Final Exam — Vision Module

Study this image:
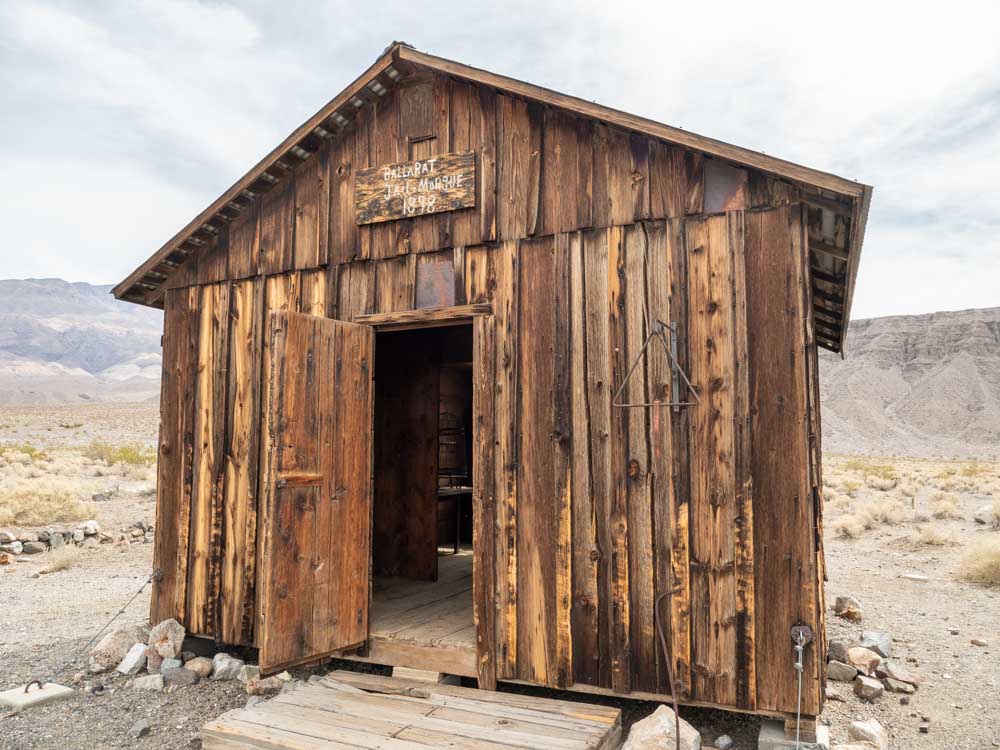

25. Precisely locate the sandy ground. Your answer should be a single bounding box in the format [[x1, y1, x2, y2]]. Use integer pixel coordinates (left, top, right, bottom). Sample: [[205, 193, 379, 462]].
[[1, 405, 999, 749]]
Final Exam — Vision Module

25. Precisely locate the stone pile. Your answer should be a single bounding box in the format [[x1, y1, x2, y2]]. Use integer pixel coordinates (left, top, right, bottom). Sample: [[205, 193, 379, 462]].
[[826, 626, 919, 702], [86, 618, 299, 708], [0, 520, 154, 557]]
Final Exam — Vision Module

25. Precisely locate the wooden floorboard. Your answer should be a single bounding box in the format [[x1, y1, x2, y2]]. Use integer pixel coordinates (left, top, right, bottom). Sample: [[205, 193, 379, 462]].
[[203, 671, 622, 750]]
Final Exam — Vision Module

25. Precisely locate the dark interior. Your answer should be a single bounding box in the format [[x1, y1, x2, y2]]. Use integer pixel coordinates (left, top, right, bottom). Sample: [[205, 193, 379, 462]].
[[372, 323, 473, 583]]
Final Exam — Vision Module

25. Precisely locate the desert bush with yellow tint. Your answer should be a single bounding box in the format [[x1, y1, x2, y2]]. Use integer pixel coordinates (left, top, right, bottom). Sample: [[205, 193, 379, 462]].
[[957, 537, 1000, 586], [0, 483, 89, 527]]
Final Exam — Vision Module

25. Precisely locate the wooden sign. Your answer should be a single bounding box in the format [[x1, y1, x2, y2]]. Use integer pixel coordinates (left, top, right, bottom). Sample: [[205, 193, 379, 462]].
[[355, 151, 476, 225]]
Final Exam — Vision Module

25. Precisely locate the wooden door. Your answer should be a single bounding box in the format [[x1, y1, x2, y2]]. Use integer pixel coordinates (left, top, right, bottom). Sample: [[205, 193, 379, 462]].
[[257, 311, 374, 672]]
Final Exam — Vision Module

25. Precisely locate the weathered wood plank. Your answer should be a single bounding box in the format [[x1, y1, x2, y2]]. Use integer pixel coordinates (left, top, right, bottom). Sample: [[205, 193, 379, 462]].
[[496, 97, 539, 241], [744, 205, 820, 715], [186, 282, 230, 637], [151, 287, 199, 625], [493, 240, 518, 679], [605, 225, 631, 693], [259, 180, 295, 276], [580, 227, 612, 689], [329, 130, 359, 265], [369, 88, 401, 259], [376, 255, 416, 313], [293, 145, 330, 270], [472, 315, 497, 689], [354, 303, 490, 329], [356, 151, 475, 227], [568, 230, 599, 687], [336, 261, 375, 320], [220, 277, 264, 644], [464, 245, 494, 304], [541, 110, 581, 235], [229, 203, 260, 280], [685, 214, 738, 706], [648, 141, 687, 219], [620, 223, 655, 692]]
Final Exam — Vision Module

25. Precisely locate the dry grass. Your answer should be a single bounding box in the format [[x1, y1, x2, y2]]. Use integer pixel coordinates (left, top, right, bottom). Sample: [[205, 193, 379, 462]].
[[957, 537, 1000, 586], [844, 458, 898, 480], [81, 441, 156, 467], [931, 491, 962, 519], [0, 485, 89, 527], [0, 442, 49, 462], [865, 475, 898, 491], [40, 545, 80, 574], [914, 524, 957, 546], [861, 497, 905, 525], [832, 515, 866, 539]]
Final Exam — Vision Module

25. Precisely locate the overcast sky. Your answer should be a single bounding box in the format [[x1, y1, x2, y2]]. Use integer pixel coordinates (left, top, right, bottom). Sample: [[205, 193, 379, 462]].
[[2, 0, 998, 320]]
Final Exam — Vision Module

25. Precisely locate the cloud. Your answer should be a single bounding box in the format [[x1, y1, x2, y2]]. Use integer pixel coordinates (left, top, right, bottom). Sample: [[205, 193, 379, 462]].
[[1, 0, 998, 320]]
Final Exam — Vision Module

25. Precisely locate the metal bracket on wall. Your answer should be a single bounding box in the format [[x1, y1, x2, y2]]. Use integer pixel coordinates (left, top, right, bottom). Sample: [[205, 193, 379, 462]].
[[612, 319, 700, 410]]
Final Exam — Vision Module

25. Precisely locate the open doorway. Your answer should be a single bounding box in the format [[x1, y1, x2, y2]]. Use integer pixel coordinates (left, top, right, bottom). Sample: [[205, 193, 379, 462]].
[[367, 323, 476, 670]]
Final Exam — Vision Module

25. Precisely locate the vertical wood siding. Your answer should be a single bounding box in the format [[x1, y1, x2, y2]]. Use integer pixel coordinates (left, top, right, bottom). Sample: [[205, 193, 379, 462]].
[[152, 68, 823, 716]]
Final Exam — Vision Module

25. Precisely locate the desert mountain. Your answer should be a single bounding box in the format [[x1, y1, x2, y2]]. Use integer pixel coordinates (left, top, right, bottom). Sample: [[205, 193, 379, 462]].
[[820, 306, 1000, 458], [0, 279, 162, 405]]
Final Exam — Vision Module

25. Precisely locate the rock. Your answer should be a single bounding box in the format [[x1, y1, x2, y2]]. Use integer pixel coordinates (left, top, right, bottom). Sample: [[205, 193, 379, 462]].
[[859, 630, 892, 658], [875, 660, 920, 687], [212, 653, 244, 681], [181, 651, 197, 663], [621, 705, 701, 750], [131, 674, 164, 692], [36, 529, 50, 542], [15, 530, 39, 542], [128, 719, 151, 739], [948, 627, 960, 636], [714, 735, 734, 750], [146, 651, 163, 673], [974, 505, 992, 524], [853, 674, 884, 701], [78, 520, 100, 536], [827, 660, 858, 682], [161, 657, 183, 672], [245, 696, 265, 709], [825, 685, 846, 702], [919, 723, 930, 734], [162, 667, 201, 687], [971, 638, 988, 647], [48, 531, 64, 549], [148, 618, 186, 660], [81, 537, 98, 549], [72, 530, 85, 543], [238, 665, 260, 684], [185, 656, 214, 678], [834, 594, 861, 614], [275, 671, 293, 682], [92, 493, 110, 502], [21, 541, 47, 554], [0, 530, 15, 544], [900, 696, 910, 705], [827, 639, 852, 664], [246, 676, 284, 696], [116, 643, 148, 676], [1, 542, 23, 555], [901, 573, 929, 582], [883, 677, 915, 694], [846, 647, 882, 675], [89, 624, 151, 673]]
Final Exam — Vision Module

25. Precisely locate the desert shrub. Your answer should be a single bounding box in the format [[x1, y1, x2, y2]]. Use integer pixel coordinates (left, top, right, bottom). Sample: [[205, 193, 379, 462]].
[[899, 483, 917, 498], [841, 479, 862, 497], [861, 497, 905, 526], [914, 524, 956, 546], [58, 421, 83, 429], [961, 461, 992, 478], [82, 441, 155, 467], [0, 443, 49, 462], [931, 492, 961, 519], [865, 474, 898, 491], [845, 459, 897, 480], [957, 538, 1000, 586], [41, 545, 80, 574], [828, 493, 853, 511], [832, 515, 866, 539], [0, 485, 89, 526]]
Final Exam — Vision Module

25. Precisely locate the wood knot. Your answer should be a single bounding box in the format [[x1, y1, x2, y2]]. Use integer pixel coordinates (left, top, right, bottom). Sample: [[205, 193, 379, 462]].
[[628, 459, 641, 479]]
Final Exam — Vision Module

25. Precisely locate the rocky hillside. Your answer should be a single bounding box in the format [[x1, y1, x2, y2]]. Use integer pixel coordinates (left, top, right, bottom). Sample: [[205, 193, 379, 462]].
[[820, 307, 1000, 458], [0, 279, 162, 404]]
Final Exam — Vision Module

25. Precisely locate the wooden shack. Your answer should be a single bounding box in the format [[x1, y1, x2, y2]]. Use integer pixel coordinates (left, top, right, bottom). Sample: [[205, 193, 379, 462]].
[[114, 43, 872, 727]]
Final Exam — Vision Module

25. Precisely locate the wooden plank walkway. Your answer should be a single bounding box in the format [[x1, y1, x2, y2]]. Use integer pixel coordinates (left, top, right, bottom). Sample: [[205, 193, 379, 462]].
[[202, 670, 622, 750]]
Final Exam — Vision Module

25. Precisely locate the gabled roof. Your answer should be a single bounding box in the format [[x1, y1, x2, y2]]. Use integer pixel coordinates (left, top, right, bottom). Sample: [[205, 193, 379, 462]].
[[114, 42, 871, 353]]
